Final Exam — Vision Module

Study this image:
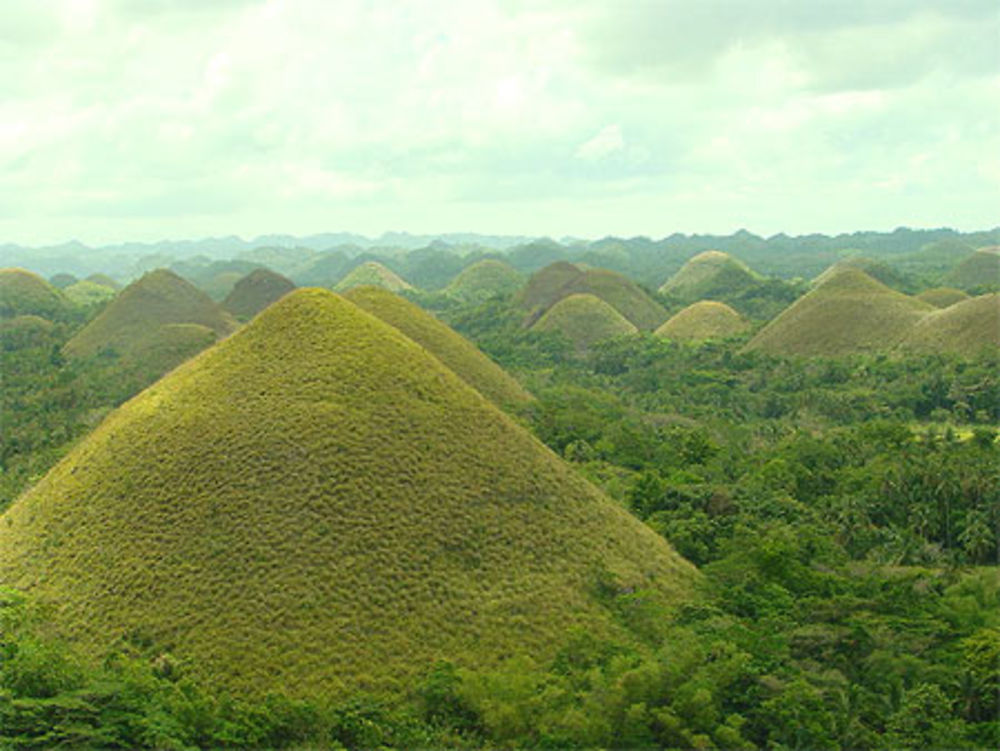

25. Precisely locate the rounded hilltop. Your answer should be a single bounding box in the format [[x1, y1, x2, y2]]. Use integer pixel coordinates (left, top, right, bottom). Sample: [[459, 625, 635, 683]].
[[942, 247, 1000, 291], [519, 262, 666, 330], [744, 266, 933, 357], [445, 258, 524, 303], [343, 284, 533, 408], [334, 261, 412, 292], [222, 267, 296, 321], [916, 287, 970, 309], [0, 288, 696, 700], [897, 293, 1000, 357], [531, 292, 638, 351], [62, 269, 237, 372], [655, 300, 749, 341], [0, 268, 71, 319], [659, 250, 759, 301]]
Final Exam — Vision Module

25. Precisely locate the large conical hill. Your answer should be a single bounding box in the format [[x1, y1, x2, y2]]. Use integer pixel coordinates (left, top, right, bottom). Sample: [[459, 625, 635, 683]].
[[942, 248, 1000, 291], [445, 259, 524, 303], [744, 267, 933, 357], [0, 288, 695, 699], [343, 285, 532, 408], [334, 261, 413, 292], [658, 250, 760, 300], [62, 269, 238, 364], [222, 268, 296, 320], [654, 301, 749, 341], [531, 293, 638, 351], [518, 263, 666, 330], [897, 294, 1000, 357], [0, 268, 71, 319]]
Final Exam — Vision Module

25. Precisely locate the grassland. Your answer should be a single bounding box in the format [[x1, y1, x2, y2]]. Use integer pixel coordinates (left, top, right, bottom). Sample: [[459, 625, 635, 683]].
[[658, 250, 760, 300], [0, 268, 71, 319], [518, 262, 666, 330], [445, 259, 524, 303], [531, 293, 638, 351], [62, 269, 237, 364], [0, 288, 695, 700], [222, 268, 296, 321], [334, 261, 413, 292], [916, 287, 971, 308], [812, 256, 910, 292], [654, 300, 749, 341], [897, 294, 1000, 357], [943, 247, 1000, 291], [63, 279, 117, 307], [343, 285, 533, 408], [744, 267, 934, 357]]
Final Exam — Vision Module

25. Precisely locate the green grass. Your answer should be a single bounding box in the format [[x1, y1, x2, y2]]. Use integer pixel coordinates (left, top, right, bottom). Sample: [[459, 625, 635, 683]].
[[0, 268, 71, 320], [897, 293, 1000, 357], [942, 248, 1000, 291], [531, 293, 638, 351], [335, 261, 413, 292], [445, 259, 524, 303], [658, 250, 760, 301], [654, 300, 749, 341], [916, 287, 970, 308], [63, 269, 237, 367], [518, 263, 666, 330], [744, 267, 934, 357], [812, 257, 909, 292], [343, 285, 533, 408], [222, 268, 296, 321], [0, 288, 696, 700], [63, 280, 116, 307]]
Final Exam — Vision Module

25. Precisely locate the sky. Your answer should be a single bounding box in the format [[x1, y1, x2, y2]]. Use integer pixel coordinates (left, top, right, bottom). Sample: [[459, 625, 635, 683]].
[[1, 0, 997, 245]]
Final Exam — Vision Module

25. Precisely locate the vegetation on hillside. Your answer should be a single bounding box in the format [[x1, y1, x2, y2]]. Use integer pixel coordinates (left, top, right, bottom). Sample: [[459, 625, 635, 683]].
[[917, 287, 971, 308], [445, 259, 524, 303], [654, 301, 749, 341], [0, 269, 72, 320], [898, 294, 1000, 358], [531, 293, 638, 352], [222, 268, 296, 321], [943, 248, 1000, 293], [658, 250, 760, 301], [334, 261, 413, 292]]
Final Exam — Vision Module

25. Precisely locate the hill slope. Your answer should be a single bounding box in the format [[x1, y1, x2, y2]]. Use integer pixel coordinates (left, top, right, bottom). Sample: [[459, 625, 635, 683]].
[[658, 250, 759, 300], [518, 263, 666, 330], [446, 259, 524, 303], [63, 269, 237, 362], [897, 294, 1000, 357], [0, 288, 695, 699], [942, 247, 1000, 291], [334, 261, 413, 292], [744, 268, 933, 357], [222, 268, 296, 320], [63, 279, 117, 307], [343, 285, 533, 407], [654, 301, 749, 341], [916, 287, 970, 309], [0, 268, 71, 319], [531, 293, 638, 350]]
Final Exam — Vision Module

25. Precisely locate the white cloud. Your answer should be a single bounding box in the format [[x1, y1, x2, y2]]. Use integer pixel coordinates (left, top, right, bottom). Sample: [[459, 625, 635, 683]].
[[575, 125, 624, 160]]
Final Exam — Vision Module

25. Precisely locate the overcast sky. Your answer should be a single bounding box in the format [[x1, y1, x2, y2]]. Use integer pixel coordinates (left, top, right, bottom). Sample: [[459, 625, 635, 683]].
[[2, 0, 997, 245]]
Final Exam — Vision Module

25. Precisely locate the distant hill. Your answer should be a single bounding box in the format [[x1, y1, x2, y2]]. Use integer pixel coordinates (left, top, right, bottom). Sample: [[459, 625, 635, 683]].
[[445, 259, 524, 303], [85, 273, 121, 290], [63, 269, 237, 366], [812, 256, 911, 292], [658, 250, 760, 300], [744, 267, 934, 357], [0, 268, 71, 319], [334, 261, 413, 292], [49, 272, 78, 289], [916, 287, 970, 309], [942, 247, 1000, 291], [897, 294, 1000, 358], [222, 268, 296, 321], [0, 288, 695, 700], [343, 285, 533, 408], [531, 293, 638, 351], [654, 301, 749, 341], [518, 262, 666, 330], [63, 279, 117, 307]]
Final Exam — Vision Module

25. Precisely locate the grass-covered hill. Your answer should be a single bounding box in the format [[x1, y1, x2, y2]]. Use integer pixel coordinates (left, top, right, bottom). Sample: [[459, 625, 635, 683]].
[[63, 269, 238, 362], [49, 272, 78, 289], [518, 262, 667, 330], [658, 250, 760, 301], [942, 247, 1000, 291], [222, 268, 296, 321], [445, 259, 524, 303], [334, 261, 413, 292], [343, 285, 533, 408], [0, 268, 71, 319], [654, 300, 749, 341], [916, 287, 971, 308], [63, 279, 117, 307], [531, 293, 638, 351], [744, 267, 934, 357], [85, 273, 121, 290], [897, 293, 1000, 357], [0, 288, 695, 700], [812, 256, 911, 292]]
